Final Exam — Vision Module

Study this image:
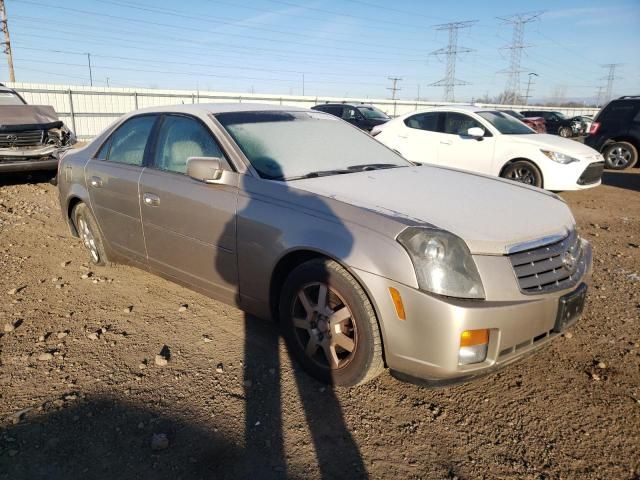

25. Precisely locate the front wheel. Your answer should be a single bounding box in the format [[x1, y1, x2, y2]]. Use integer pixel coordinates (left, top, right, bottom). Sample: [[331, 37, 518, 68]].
[[558, 126, 572, 137], [501, 160, 543, 188], [603, 141, 638, 170], [73, 203, 108, 266], [279, 259, 384, 387]]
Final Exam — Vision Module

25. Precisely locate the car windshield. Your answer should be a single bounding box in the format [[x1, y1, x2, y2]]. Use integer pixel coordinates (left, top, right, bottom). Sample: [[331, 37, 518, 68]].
[[357, 106, 390, 120], [477, 111, 535, 135], [0, 92, 25, 105], [217, 110, 410, 180]]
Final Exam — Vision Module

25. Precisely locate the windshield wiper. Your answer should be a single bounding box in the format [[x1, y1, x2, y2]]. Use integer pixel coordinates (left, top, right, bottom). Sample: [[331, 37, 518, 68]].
[[287, 169, 354, 180], [346, 163, 402, 171]]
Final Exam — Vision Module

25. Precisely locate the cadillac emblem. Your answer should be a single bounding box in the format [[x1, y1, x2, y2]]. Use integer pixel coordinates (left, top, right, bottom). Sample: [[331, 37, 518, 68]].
[[562, 251, 576, 270]]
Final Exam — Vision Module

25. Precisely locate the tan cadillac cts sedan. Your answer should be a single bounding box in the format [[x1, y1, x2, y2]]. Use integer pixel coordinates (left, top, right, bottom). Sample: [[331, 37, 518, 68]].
[[57, 104, 592, 387]]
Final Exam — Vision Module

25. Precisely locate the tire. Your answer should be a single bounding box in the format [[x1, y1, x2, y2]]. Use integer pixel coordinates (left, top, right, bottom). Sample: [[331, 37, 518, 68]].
[[72, 203, 108, 266], [279, 258, 384, 387], [603, 141, 638, 170], [558, 126, 572, 138], [500, 160, 543, 188]]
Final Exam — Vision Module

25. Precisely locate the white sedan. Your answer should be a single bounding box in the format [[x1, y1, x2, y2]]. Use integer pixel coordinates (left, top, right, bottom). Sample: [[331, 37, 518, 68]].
[[372, 106, 604, 191]]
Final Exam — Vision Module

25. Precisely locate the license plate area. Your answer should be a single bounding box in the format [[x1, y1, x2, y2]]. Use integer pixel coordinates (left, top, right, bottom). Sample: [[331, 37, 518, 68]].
[[554, 283, 587, 332]]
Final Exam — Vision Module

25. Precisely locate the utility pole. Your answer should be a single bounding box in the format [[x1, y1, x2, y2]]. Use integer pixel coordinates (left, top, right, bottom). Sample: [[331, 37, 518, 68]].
[[524, 72, 538, 105], [86, 53, 93, 87], [601, 63, 621, 103], [387, 76, 402, 100], [0, 0, 15, 82], [106, 77, 110, 87], [302, 73, 305, 96], [429, 20, 477, 102], [417, 84, 420, 102], [497, 11, 543, 104]]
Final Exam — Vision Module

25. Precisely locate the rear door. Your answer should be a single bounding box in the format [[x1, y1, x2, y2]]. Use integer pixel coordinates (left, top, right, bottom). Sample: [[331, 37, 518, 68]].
[[139, 113, 239, 302], [392, 112, 442, 164], [437, 112, 496, 174], [598, 101, 639, 137], [85, 114, 158, 265]]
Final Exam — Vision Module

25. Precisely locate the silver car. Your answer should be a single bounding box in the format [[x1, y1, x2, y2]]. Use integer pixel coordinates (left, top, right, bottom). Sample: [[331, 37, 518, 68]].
[[57, 104, 592, 387]]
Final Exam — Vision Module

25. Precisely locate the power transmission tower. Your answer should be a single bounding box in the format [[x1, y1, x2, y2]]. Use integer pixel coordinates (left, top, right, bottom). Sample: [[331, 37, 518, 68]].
[[0, 0, 15, 82], [601, 63, 621, 102], [387, 77, 402, 100], [497, 11, 543, 104], [524, 72, 538, 104], [429, 20, 477, 102], [594, 85, 605, 107]]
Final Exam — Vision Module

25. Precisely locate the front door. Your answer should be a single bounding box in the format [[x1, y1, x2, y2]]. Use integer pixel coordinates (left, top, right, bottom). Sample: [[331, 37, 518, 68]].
[[437, 112, 496, 174], [85, 114, 158, 265], [139, 114, 239, 302]]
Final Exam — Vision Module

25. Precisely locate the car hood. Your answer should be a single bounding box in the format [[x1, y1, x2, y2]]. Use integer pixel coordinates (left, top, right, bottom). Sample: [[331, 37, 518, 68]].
[[0, 105, 63, 131], [504, 133, 601, 159], [289, 165, 575, 255]]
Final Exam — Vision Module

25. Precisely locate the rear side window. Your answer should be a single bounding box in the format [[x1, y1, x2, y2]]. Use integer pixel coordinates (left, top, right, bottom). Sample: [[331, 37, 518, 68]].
[[404, 112, 440, 132], [342, 106, 360, 120], [105, 115, 156, 166], [153, 115, 227, 174]]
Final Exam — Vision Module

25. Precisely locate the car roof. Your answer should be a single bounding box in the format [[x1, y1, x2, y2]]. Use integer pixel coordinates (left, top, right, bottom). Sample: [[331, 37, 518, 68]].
[[313, 103, 376, 108], [0, 85, 18, 94], [394, 104, 496, 120], [130, 103, 310, 116]]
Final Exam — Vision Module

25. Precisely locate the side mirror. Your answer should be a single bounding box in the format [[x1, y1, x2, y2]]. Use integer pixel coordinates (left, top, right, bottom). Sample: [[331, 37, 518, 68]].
[[467, 127, 485, 138], [186, 157, 224, 184]]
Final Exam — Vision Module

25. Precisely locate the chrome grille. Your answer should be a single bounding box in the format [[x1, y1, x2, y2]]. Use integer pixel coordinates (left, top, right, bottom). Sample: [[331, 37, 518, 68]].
[[0, 130, 45, 148], [509, 231, 586, 294]]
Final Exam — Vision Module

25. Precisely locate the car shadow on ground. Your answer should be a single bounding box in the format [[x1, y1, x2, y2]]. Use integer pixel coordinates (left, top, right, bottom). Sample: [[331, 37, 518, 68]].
[[0, 396, 254, 480], [0, 171, 56, 187], [601, 170, 640, 192]]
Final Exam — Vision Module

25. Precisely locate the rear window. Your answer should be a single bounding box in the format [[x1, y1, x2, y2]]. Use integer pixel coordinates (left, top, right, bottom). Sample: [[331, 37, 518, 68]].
[[599, 101, 640, 122], [0, 91, 25, 105]]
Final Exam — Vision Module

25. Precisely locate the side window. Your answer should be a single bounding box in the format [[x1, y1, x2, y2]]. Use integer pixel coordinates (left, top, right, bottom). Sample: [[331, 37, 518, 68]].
[[106, 115, 156, 166], [95, 136, 112, 161], [342, 106, 359, 120], [443, 113, 484, 135], [404, 112, 440, 132], [153, 115, 227, 175], [321, 106, 342, 117]]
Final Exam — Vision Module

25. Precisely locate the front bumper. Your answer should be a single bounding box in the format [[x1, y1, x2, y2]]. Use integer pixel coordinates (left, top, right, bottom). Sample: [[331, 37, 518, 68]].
[[541, 157, 603, 191], [352, 241, 592, 383], [0, 145, 66, 173]]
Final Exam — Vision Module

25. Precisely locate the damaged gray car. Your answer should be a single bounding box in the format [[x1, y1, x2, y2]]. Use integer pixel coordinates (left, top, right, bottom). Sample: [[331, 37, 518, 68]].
[[0, 84, 76, 173]]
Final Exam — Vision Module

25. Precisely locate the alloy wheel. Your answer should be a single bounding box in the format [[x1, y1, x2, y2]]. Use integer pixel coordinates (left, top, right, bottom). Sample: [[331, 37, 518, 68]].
[[291, 282, 357, 370], [505, 166, 538, 185], [606, 146, 632, 168], [78, 217, 100, 263]]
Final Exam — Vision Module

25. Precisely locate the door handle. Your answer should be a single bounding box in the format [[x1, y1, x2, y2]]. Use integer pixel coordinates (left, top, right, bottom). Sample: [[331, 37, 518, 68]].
[[89, 176, 103, 188], [142, 193, 160, 207], [440, 140, 452, 145], [398, 134, 408, 139]]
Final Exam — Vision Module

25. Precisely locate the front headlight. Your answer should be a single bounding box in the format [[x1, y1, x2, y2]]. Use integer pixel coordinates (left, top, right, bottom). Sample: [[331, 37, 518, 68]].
[[540, 149, 580, 164], [397, 227, 485, 299]]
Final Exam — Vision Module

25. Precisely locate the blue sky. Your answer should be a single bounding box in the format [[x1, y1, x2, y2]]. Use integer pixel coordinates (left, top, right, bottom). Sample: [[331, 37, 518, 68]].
[[3, 0, 639, 102]]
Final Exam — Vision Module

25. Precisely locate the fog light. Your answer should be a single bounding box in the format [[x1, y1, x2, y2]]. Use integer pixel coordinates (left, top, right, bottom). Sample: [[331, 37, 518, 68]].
[[458, 329, 489, 365]]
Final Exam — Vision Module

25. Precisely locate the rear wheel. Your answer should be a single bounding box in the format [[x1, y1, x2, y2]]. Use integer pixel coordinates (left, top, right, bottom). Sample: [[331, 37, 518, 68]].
[[501, 160, 543, 188], [73, 203, 108, 266], [279, 258, 384, 387], [603, 141, 638, 170]]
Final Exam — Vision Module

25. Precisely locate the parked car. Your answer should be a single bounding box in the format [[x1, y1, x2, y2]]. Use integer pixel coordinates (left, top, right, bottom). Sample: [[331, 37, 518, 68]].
[[372, 106, 604, 191], [500, 110, 546, 133], [58, 104, 592, 387], [520, 110, 576, 137], [586, 96, 640, 170], [311, 103, 390, 131], [571, 115, 593, 136], [0, 84, 76, 173]]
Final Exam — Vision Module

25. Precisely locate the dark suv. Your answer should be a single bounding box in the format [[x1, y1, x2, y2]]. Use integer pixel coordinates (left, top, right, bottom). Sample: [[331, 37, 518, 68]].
[[311, 103, 390, 131], [520, 110, 575, 137], [585, 96, 640, 170]]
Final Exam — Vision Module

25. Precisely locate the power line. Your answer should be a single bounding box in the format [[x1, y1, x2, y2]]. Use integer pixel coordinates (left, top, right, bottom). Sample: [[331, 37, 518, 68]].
[[428, 20, 477, 102], [0, 0, 15, 82], [497, 11, 543, 104]]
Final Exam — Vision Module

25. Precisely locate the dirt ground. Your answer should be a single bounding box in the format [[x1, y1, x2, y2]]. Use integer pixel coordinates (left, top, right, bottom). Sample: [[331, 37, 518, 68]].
[[0, 170, 638, 480]]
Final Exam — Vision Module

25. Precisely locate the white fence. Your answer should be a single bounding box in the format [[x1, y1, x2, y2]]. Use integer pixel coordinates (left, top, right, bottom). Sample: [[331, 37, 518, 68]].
[[6, 82, 600, 140]]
